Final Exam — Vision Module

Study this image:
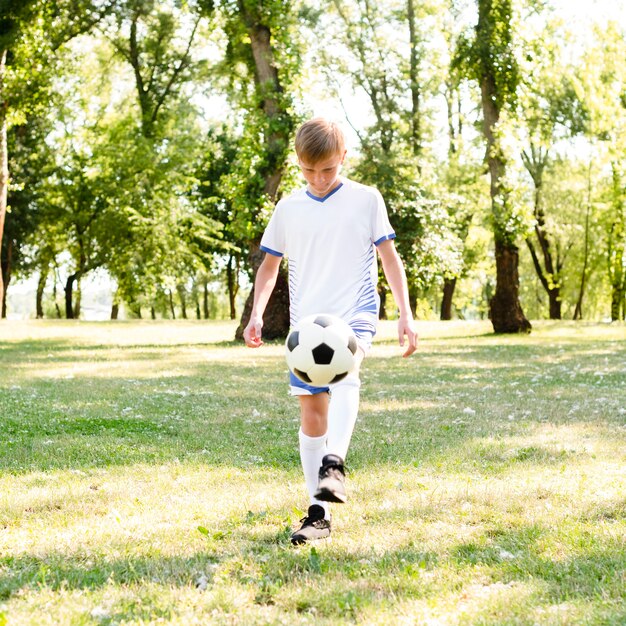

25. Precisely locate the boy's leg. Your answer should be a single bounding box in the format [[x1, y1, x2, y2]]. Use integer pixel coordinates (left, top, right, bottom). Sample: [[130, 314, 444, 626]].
[[291, 392, 333, 545], [326, 349, 364, 459], [298, 392, 330, 516], [315, 350, 364, 503]]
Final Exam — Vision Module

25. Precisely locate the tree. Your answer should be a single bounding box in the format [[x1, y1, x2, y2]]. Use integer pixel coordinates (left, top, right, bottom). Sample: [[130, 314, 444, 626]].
[[587, 25, 626, 321], [438, 0, 486, 319], [1, 0, 114, 316], [192, 128, 244, 319], [315, 0, 453, 316], [607, 164, 626, 320], [572, 160, 593, 321], [97, 1, 222, 317], [0, 1, 41, 314], [105, 0, 203, 139], [456, 0, 531, 332], [217, 0, 300, 339], [518, 19, 588, 320], [2, 113, 56, 317]]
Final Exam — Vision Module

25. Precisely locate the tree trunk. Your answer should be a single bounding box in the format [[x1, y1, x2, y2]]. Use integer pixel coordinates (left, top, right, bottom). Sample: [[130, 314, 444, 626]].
[[52, 275, 62, 318], [235, 245, 290, 341], [177, 284, 187, 319], [111, 303, 119, 320], [610, 289, 624, 321], [526, 238, 561, 320], [474, 0, 530, 333], [440, 277, 457, 320], [0, 49, 8, 315], [408, 284, 418, 318], [168, 290, 176, 319], [65, 272, 79, 319], [73, 281, 81, 319], [573, 163, 592, 320], [490, 241, 531, 333], [36, 270, 47, 319], [226, 254, 239, 320], [444, 81, 457, 156], [378, 283, 388, 320], [548, 290, 561, 319], [522, 146, 561, 319], [407, 0, 422, 161], [234, 5, 295, 340], [607, 165, 625, 322], [480, 79, 530, 332], [246, 21, 290, 200], [0, 235, 11, 318], [203, 278, 209, 319]]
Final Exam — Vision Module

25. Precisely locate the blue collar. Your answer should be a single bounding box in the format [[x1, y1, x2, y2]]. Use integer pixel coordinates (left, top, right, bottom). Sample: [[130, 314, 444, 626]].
[[306, 182, 344, 203]]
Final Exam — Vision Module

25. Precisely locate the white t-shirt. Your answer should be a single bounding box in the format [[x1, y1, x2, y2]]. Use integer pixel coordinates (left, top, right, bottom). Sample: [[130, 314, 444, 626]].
[[260, 177, 395, 334]]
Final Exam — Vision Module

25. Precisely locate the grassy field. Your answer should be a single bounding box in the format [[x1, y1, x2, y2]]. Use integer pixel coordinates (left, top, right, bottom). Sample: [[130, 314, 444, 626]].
[[1, 319, 625, 625]]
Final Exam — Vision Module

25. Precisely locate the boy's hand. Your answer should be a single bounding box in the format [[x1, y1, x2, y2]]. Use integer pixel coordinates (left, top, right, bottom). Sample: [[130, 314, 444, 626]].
[[244, 316, 264, 348], [398, 317, 418, 357]]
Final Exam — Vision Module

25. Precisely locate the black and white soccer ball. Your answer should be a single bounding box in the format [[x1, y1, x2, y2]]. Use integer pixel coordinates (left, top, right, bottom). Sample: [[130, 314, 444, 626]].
[[285, 314, 358, 386]]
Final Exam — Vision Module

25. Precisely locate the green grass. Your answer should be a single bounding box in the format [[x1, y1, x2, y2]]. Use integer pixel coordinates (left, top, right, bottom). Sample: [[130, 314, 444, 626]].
[[1, 319, 625, 625]]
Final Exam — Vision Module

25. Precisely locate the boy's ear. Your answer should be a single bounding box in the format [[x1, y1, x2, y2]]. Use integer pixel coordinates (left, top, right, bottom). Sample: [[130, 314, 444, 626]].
[[341, 150, 347, 164]]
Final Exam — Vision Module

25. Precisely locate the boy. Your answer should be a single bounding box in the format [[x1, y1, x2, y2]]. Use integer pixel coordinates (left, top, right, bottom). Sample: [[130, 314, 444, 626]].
[[243, 118, 417, 545]]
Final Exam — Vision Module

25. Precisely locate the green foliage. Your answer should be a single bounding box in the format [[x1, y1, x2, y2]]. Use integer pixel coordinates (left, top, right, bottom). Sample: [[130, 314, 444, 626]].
[[216, 0, 301, 244], [0, 1, 38, 51], [107, 0, 206, 138], [577, 22, 626, 319], [3, 0, 626, 322], [453, 0, 528, 258], [519, 157, 610, 320], [455, 0, 519, 111], [4, 114, 57, 277]]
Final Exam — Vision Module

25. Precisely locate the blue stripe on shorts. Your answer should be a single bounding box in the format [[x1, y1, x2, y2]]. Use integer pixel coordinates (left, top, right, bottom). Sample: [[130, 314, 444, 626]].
[[289, 371, 330, 395]]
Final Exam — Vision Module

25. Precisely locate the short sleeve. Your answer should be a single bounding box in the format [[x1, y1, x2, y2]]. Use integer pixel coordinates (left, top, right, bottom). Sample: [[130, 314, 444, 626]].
[[260, 202, 285, 257], [371, 189, 396, 246]]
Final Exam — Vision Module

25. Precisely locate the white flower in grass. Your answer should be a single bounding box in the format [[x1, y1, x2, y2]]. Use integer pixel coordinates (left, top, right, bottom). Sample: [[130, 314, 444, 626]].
[[498, 548, 516, 560], [90, 606, 110, 620], [195, 573, 210, 590]]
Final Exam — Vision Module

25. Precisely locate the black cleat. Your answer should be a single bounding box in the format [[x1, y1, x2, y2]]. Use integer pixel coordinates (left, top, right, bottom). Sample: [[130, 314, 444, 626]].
[[290, 504, 331, 545], [314, 454, 347, 503]]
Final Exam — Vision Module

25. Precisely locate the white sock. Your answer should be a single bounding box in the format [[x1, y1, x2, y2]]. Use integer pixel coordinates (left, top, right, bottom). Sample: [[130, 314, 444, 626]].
[[326, 377, 361, 461], [298, 429, 329, 518]]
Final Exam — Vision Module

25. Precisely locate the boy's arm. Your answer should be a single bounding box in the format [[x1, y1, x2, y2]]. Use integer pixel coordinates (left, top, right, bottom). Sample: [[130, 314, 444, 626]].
[[377, 239, 418, 357], [243, 252, 283, 348]]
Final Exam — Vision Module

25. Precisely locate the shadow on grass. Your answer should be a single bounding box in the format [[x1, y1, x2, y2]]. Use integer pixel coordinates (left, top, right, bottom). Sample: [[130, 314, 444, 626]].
[[3, 514, 625, 622], [1, 337, 244, 359], [450, 522, 626, 602], [1, 334, 625, 476]]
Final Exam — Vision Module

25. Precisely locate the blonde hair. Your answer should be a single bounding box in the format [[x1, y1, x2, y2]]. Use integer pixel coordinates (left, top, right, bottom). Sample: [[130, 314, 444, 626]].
[[295, 118, 346, 163]]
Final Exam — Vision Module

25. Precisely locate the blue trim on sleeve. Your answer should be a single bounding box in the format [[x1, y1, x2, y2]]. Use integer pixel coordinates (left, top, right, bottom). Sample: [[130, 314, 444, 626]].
[[260, 245, 284, 257], [306, 182, 344, 203], [374, 233, 397, 246]]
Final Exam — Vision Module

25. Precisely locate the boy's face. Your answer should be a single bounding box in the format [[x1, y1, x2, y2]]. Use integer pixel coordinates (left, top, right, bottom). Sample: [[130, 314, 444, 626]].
[[298, 151, 346, 198]]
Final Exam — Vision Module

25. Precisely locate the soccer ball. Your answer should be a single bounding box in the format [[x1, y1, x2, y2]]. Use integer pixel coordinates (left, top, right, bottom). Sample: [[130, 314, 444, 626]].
[[285, 314, 358, 386]]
